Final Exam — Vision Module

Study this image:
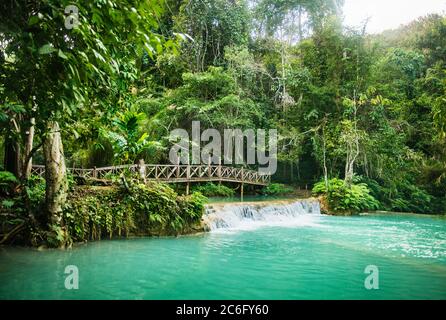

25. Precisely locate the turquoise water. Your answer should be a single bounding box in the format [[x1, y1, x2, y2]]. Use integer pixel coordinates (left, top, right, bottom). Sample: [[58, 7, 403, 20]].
[[0, 211, 445, 300]]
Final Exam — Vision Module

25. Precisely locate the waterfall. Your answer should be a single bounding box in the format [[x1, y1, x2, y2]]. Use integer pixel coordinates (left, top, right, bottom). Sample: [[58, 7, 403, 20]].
[[203, 200, 322, 232]]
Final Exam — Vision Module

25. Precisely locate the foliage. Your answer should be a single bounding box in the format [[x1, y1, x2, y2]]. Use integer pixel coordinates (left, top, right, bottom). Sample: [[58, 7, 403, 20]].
[[62, 182, 206, 244], [0, 0, 171, 133], [0, 171, 18, 195], [192, 182, 235, 197], [0, 174, 46, 246], [101, 108, 161, 164], [313, 178, 380, 214], [261, 183, 294, 196], [175, 0, 250, 71], [253, 0, 342, 40], [23, 175, 46, 211], [0, 0, 177, 230]]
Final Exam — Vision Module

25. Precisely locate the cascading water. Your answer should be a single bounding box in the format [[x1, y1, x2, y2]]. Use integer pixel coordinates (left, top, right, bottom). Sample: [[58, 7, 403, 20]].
[[202, 200, 322, 232]]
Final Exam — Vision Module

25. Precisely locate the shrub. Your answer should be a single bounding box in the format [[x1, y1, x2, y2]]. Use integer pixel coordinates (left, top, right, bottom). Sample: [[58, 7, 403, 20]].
[[192, 182, 235, 197], [24, 175, 46, 210], [313, 178, 380, 214], [261, 183, 294, 196], [389, 183, 432, 213], [63, 182, 207, 243], [0, 171, 18, 195], [357, 176, 434, 214]]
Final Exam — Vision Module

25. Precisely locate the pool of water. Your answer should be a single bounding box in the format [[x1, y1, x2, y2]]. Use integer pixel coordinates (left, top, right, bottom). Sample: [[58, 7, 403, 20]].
[[0, 211, 445, 299]]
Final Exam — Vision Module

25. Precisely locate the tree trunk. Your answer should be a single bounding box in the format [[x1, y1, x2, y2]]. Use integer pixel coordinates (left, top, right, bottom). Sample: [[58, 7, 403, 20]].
[[23, 118, 35, 180], [322, 131, 329, 190], [43, 121, 68, 226], [345, 91, 360, 187], [298, 6, 303, 42], [3, 137, 21, 178], [281, 38, 286, 113]]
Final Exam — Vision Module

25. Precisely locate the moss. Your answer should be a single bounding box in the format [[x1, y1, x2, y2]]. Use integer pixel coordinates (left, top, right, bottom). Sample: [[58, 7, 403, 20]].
[[62, 183, 207, 243]]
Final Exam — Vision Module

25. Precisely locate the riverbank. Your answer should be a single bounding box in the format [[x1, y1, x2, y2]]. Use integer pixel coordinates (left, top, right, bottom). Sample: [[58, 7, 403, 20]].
[[0, 182, 207, 248]]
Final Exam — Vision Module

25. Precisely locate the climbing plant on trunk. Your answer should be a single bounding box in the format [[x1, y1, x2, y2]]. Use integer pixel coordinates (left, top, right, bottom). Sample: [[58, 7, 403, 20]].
[[43, 121, 68, 226]]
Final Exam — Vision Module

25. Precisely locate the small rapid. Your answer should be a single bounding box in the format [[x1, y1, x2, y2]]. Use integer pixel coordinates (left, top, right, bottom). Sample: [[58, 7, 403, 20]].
[[202, 200, 322, 232]]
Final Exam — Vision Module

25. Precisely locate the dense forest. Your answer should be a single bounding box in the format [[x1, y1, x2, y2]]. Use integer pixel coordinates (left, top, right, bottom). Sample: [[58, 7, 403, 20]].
[[0, 0, 445, 246]]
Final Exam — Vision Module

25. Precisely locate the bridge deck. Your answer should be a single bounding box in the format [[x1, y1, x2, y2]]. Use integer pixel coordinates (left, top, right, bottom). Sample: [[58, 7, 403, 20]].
[[31, 164, 270, 186]]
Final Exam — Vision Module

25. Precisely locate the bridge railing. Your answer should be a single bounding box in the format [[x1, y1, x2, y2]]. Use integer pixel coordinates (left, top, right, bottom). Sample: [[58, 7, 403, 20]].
[[31, 164, 270, 185]]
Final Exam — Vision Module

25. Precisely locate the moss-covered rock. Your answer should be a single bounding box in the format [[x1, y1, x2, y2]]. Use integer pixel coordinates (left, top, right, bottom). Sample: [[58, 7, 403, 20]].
[[62, 182, 207, 244]]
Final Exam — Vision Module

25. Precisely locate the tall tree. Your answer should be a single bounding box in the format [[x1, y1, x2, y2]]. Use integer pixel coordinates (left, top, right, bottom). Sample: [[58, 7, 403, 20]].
[[252, 0, 343, 41], [174, 0, 250, 71]]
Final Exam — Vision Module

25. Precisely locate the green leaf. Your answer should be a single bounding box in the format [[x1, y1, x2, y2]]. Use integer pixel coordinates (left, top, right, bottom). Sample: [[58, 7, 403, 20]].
[[58, 49, 68, 60], [137, 132, 148, 144], [28, 15, 40, 26], [38, 44, 56, 55], [1, 199, 15, 209]]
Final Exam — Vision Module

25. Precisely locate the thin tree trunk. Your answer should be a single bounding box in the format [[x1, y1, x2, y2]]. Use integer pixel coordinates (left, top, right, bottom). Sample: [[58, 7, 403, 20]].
[[345, 90, 360, 186], [298, 6, 303, 42], [283, 162, 287, 182], [4, 115, 22, 177], [363, 152, 369, 177], [322, 127, 328, 190], [4, 137, 21, 178], [23, 117, 35, 180], [296, 158, 301, 179], [281, 36, 286, 112], [43, 121, 68, 226]]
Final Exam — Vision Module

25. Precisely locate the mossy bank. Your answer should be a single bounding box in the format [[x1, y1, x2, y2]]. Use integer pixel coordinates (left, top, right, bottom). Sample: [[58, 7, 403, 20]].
[[1, 180, 207, 248]]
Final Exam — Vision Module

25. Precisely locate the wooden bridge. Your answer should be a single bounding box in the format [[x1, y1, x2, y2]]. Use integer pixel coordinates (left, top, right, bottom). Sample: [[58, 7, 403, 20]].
[[31, 164, 270, 196]]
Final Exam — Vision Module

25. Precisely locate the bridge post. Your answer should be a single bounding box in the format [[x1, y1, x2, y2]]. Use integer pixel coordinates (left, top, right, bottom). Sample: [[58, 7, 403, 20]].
[[138, 159, 147, 183], [93, 166, 97, 179], [240, 167, 244, 202], [207, 155, 211, 178], [186, 165, 190, 195], [218, 157, 222, 185]]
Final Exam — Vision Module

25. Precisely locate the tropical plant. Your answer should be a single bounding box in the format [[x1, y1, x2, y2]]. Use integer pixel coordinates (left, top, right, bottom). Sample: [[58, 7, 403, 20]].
[[0, 171, 18, 195], [102, 109, 160, 164], [313, 178, 380, 214]]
